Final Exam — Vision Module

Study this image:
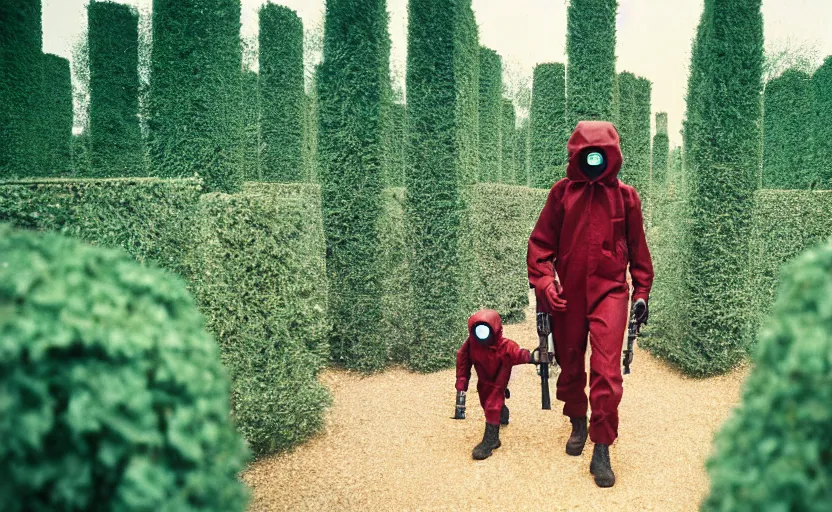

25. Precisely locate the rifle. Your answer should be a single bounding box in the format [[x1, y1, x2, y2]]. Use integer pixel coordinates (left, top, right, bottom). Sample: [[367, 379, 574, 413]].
[[622, 305, 641, 375], [532, 297, 558, 410]]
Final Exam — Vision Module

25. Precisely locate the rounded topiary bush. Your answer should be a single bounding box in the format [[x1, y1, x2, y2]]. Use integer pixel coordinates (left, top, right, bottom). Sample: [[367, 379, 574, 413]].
[[0, 224, 249, 511], [702, 238, 832, 511]]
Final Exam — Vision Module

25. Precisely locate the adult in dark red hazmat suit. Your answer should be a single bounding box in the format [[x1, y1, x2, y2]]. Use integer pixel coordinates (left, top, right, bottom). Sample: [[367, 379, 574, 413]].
[[527, 120, 653, 487], [454, 309, 533, 460]]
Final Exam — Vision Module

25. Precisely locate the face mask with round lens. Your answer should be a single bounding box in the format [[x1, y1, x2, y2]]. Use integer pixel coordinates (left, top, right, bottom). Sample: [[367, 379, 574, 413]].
[[587, 152, 604, 167], [474, 324, 491, 342]]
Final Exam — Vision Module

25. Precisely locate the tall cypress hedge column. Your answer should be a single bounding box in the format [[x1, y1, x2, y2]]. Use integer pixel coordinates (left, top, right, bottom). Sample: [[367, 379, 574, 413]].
[[317, 0, 390, 372], [530, 63, 567, 189], [478, 47, 502, 183], [406, 0, 479, 372], [566, 0, 618, 127], [242, 70, 261, 180], [501, 99, 517, 184], [148, 0, 244, 193], [259, 4, 304, 182], [814, 56, 832, 188], [88, 2, 142, 177], [0, 0, 43, 178], [617, 72, 652, 198], [42, 54, 73, 176], [763, 69, 816, 189], [652, 112, 669, 188]]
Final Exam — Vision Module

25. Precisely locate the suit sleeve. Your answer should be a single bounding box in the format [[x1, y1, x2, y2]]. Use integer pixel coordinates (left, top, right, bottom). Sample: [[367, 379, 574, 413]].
[[527, 182, 564, 293], [625, 189, 654, 302], [455, 338, 473, 392]]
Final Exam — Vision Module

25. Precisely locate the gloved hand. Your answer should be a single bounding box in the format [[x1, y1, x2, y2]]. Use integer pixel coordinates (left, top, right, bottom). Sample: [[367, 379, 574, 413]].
[[544, 281, 567, 313], [633, 298, 648, 325], [453, 390, 466, 420], [529, 349, 541, 364]]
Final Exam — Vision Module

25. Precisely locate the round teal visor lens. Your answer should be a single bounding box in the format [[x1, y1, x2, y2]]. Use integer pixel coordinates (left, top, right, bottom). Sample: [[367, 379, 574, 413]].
[[474, 324, 491, 340], [587, 152, 604, 167]]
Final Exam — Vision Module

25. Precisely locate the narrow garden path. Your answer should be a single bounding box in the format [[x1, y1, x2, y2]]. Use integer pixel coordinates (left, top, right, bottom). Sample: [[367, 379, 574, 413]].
[[242, 293, 749, 511]]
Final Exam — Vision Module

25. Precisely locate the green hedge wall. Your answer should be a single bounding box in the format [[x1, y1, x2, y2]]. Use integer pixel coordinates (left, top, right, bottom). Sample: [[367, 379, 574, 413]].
[[379, 187, 411, 362], [88, 2, 142, 178], [763, 69, 818, 189], [0, 224, 250, 511], [148, 0, 243, 193], [259, 4, 304, 182], [702, 238, 832, 511], [617, 72, 652, 200], [813, 56, 832, 188], [385, 102, 406, 187], [405, 0, 479, 372], [303, 91, 319, 183], [516, 120, 530, 187], [501, 99, 517, 184], [566, 0, 617, 127], [42, 54, 73, 177], [317, 0, 390, 372], [478, 47, 502, 183], [242, 70, 261, 181], [668, 146, 683, 189], [530, 63, 567, 189], [189, 184, 330, 455], [652, 112, 669, 188], [0, 0, 43, 178]]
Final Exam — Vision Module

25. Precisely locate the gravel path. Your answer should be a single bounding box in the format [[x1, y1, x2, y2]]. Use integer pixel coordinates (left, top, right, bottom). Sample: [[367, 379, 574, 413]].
[[242, 293, 749, 511]]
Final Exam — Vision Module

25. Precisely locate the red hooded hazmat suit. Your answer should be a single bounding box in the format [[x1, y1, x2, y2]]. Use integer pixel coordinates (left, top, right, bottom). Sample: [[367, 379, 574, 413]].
[[455, 309, 531, 425], [527, 121, 654, 445]]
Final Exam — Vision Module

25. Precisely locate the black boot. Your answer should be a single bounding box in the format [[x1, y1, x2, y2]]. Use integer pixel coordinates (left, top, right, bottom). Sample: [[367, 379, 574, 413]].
[[590, 444, 615, 488], [565, 416, 588, 456], [472, 423, 501, 460], [500, 405, 510, 425]]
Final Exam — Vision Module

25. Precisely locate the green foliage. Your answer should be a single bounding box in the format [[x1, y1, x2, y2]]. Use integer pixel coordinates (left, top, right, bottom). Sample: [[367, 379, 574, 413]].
[[530, 63, 567, 189], [88, 2, 142, 178], [317, 0, 390, 372], [515, 121, 530, 187], [405, 0, 479, 372], [566, 0, 618, 128], [667, 146, 683, 189], [384, 102, 407, 187], [0, 224, 249, 511], [259, 4, 304, 182], [763, 69, 818, 188], [0, 0, 43, 178], [663, 0, 763, 376], [148, 0, 244, 193], [303, 90, 319, 183], [813, 56, 832, 187], [378, 187, 412, 362], [617, 72, 652, 200], [241, 70, 261, 181], [189, 184, 331, 455], [652, 112, 669, 188], [478, 47, 502, 183], [702, 238, 832, 512], [501, 99, 518, 184], [42, 54, 73, 176]]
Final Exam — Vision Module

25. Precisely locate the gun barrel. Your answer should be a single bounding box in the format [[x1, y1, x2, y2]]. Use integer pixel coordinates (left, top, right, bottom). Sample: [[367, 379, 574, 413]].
[[540, 363, 551, 410]]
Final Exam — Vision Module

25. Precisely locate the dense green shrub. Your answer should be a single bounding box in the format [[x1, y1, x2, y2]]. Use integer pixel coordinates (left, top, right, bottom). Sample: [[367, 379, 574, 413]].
[[501, 99, 517, 184], [763, 69, 817, 189], [88, 2, 142, 178], [0, 178, 201, 279], [148, 0, 243, 193], [661, 0, 763, 376], [0, 224, 249, 511], [405, 0, 479, 372], [378, 187, 412, 362], [702, 238, 832, 511], [241, 70, 261, 181], [317, 0, 390, 372], [652, 112, 669, 188], [667, 145, 683, 189], [189, 184, 330, 454], [617, 72, 652, 200], [385, 102, 407, 187], [530, 63, 568, 189], [566, 0, 618, 127], [0, 0, 43, 178], [813, 56, 832, 188], [303, 90, 319, 183], [516, 120, 530, 186], [478, 47, 502, 183], [259, 4, 304, 182], [42, 54, 73, 176]]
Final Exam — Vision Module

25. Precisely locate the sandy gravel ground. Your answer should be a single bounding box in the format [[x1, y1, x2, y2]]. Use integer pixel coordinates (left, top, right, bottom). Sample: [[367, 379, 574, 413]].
[[242, 293, 749, 511]]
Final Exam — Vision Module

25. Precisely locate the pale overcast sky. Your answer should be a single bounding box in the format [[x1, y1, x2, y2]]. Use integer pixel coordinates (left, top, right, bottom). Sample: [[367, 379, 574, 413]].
[[43, 0, 832, 146]]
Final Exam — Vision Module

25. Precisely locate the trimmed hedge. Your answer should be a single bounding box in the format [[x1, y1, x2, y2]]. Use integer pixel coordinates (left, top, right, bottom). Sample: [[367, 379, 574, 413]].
[[385, 102, 407, 187], [0, 224, 249, 511], [379, 187, 412, 362], [763, 69, 817, 189], [478, 47, 502, 183], [317, 0, 390, 372], [516, 120, 530, 187], [501, 99, 517, 184], [566, 0, 618, 127], [0, 0, 43, 178], [259, 4, 304, 182], [668, 145, 683, 190], [241, 70, 261, 181], [530, 63, 568, 189], [702, 238, 832, 511], [189, 184, 330, 455], [148, 0, 244, 193], [42, 54, 73, 177], [617, 72, 652, 200], [814, 56, 832, 188], [303, 91, 319, 183], [88, 2, 142, 178], [405, 0, 479, 372], [652, 112, 669, 188]]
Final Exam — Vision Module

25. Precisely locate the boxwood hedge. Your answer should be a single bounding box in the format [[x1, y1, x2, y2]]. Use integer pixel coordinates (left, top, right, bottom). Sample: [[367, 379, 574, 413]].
[[478, 47, 502, 183], [501, 99, 517, 184], [42, 54, 73, 177], [530, 63, 568, 189], [813, 57, 832, 188]]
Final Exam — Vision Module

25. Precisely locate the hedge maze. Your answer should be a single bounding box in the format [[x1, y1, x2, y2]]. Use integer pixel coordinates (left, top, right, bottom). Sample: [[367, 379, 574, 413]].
[[530, 63, 567, 189]]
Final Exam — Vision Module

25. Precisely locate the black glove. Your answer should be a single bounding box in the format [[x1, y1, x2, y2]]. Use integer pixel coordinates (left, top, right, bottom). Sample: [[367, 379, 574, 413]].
[[633, 299, 648, 325], [453, 391, 466, 420]]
